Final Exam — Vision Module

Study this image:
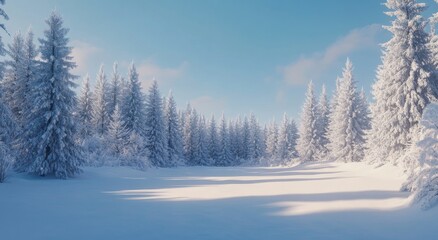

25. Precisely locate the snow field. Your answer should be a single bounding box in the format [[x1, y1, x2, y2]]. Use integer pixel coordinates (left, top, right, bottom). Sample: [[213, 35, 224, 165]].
[[1, 161, 436, 240]]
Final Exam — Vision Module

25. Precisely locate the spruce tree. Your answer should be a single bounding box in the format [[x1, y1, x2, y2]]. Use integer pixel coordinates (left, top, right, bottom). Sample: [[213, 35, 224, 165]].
[[277, 113, 291, 163], [2, 32, 25, 122], [144, 80, 168, 167], [164, 91, 184, 166], [21, 29, 38, 125], [207, 115, 220, 164], [316, 85, 330, 158], [197, 115, 210, 165], [329, 59, 366, 162], [108, 104, 129, 156], [121, 62, 145, 137], [0, 0, 13, 181], [249, 113, 265, 160], [218, 114, 232, 166], [21, 12, 83, 178], [297, 81, 319, 162], [241, 117, 250, 161], [367, 0, 437, 165], [77, 74, 94, 138], [92, 65, 109, 136], [266, 120, 278, 160], [107, 62, 121, 118], [183, 104, 199, 165], [288, 119, 299, 159]]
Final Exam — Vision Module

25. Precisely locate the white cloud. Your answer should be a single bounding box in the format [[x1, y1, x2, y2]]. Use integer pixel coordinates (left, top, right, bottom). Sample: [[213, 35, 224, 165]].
[[71, 40, 101, 75], [136, 60, 188, 89], [190, 96, 226, 117], [278, 24, 382, 85]]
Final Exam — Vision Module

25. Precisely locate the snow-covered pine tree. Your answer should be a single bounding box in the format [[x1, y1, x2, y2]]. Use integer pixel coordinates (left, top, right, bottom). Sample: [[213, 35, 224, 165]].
[[327, 77, 342, 153], [429, 0, 438, 72], [316, 85, 330, 159], [21, 12, 83, 178], [277, 113, 291, 164], [367, 0, 437, 165], [182, 104, 201, 165], [218, 114, 232, 166], [357, 88, 371, 133], [107, 104, 129, 156], [228, 119, 239, 163], [121, 62, 146, 137], [197, 115, 210, 165], [329, 59, 366, 162], [266, 120, 278, 161], [297, 81, 319, 162], [0, 0, 12, 182], [77, 74, 94, 138], [249, 113, 265, 161], [401, 102, 438, 209], [207, 115, 220, 165], [92, 65, 109, 136], [164, 91, 184, 166], [21, 29, 38, 125], [0, 0, 7, 79], [0, 90, 16, 179], [144, 80, 168, 167], [241, 116, 250, 161], [247, 113, 256, 161], [107, 62, 121, 118], [288, 119, 299, 159], [2, 32, 25, 122]]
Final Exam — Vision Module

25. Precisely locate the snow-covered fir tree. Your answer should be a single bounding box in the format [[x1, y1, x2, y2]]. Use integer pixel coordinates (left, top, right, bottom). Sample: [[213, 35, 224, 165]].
[[207, 115, 220, 164], [316, 85, 330, 158], [20, 12, 83, 178], [197, 115, 210, 165], [327, 77, 341, 156], [107, 62, 121, 118], [164, 91, 184, 166], [429, 0, 438, 71], [249, 113, 265, 161], [277, 113, 295, 164], [92, 65, 109, 136], [0, 90, 16, 181], [401, 102, 438, 209], [228, 119, 239, 162], [144, 80, 168, 167], [2, 32, 25, 122], [107, 104, 129, 156], [288, 119, 299, 158], [367, 0, 438, 165], [297, 81, 319, 162], [241, 117, 251, 161], [21, 29, 38, 125], [357, 88, 371, 133], [0, 0, 7, 79], [329, 59, 366, 162], [266, 120, 278, 160], [121, 62, 145, 137], [184, 106, 200, 165], [77, 74, 94, 138], [0, 1, 16, 180], [218, 114, 232, 166]]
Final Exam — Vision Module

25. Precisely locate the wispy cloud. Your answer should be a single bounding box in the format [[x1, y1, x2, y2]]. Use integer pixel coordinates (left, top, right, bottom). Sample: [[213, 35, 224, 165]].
[[71, 40, 101, 75], [278, 24, 382, 85], [136, 60, 188, 89], [190, 96, 226, 117]]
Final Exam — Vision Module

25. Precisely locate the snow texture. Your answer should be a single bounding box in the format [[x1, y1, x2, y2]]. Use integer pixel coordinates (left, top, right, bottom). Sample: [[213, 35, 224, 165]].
[[1, 162, 434, 240]]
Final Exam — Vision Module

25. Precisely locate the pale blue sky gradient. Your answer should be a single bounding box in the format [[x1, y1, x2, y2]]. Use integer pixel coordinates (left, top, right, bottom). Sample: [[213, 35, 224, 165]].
[[4, 0, 438, 122]]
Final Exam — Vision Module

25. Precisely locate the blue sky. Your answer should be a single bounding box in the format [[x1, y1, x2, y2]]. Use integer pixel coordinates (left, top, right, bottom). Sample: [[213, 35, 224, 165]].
[[4, 0, 438, 123]]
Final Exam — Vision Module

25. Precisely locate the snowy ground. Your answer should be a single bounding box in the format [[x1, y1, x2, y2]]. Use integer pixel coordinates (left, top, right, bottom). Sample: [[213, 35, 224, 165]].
[[0, 162, 436, 240]]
